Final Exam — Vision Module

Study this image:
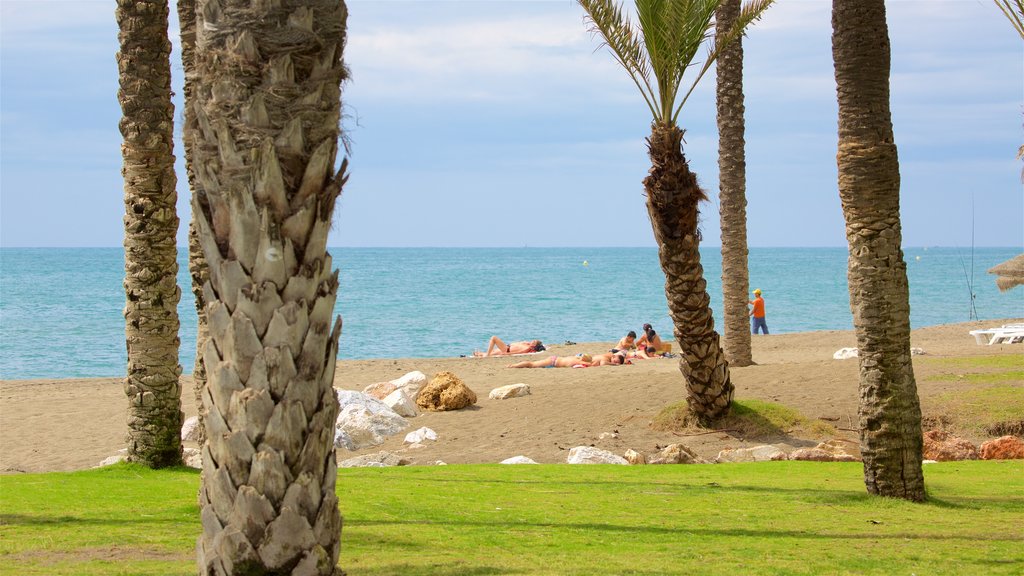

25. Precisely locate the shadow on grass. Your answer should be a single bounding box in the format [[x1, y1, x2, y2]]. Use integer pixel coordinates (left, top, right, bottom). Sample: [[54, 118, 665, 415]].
[[342, 562, 524, 576], [349, 518, 1024, 543]]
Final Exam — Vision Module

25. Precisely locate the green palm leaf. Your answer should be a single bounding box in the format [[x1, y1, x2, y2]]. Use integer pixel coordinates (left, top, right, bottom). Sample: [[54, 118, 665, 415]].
[[994, 0, 1024, 39], [580, 0, 774, 125]]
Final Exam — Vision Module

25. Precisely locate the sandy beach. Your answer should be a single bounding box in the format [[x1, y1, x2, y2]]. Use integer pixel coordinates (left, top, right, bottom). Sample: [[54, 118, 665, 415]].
[[1, 319, 1021, 474]]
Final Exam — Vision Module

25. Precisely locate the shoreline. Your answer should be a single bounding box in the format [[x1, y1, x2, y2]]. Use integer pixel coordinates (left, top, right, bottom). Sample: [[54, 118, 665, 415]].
[[2, 319, 1020, 474]]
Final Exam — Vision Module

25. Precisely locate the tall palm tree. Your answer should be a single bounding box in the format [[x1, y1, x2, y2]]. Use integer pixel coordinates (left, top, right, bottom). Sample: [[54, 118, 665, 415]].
[[832, 0, 925, 502], [176, 0, 209, 447], [579, 0, 772, 423], [715, 0, 753, 367], [191, 0, 350, 572], [116, 0, 183, 468]]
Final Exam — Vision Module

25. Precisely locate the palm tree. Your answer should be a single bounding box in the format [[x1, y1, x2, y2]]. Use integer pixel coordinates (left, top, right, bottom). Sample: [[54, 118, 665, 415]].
[[831, 0, 926, 502], [116, 0, 183, 468], [715, 0, 753, 367], [176, 0, 209, 447], [579, 0, 772, 423], [191, 0, 350, 572]]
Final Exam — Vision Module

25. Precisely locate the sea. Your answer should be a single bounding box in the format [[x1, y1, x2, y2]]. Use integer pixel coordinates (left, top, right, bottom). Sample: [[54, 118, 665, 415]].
[[1, 247, 1021, 380]]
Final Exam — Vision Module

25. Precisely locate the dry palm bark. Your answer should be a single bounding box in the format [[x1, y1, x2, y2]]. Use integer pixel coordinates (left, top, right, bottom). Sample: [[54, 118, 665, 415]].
[[192, 0, 349, 573], [832, 0, 925, 501], [177, 0, 210, 446], [645, 124, 734, 424], [116, 0, 183, 468], [715, 0, 754, 367]]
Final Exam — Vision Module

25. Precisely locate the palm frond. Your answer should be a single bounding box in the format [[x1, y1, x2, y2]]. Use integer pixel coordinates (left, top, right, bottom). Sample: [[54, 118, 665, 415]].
[[672, 0, 774, 123], [579, 0, 659, 119], [994, 0, 1024, 39]]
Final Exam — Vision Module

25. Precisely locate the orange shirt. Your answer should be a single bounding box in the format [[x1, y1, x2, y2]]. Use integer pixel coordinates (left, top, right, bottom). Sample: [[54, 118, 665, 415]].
[[750, 296, 765, 318]]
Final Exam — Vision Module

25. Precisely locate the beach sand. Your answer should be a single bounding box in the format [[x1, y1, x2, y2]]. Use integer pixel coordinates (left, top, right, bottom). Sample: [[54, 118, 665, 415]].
[[2, 319, 1020, 473]]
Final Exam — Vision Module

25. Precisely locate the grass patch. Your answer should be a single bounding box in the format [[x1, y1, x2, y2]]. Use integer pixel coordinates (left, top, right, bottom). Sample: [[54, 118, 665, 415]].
[[928, 371, 1024, 384], [1, 462, 1022, 575], [920, 354, 1024, 370], [926, 386, 1024, 437], [653, 399, 835, 439]]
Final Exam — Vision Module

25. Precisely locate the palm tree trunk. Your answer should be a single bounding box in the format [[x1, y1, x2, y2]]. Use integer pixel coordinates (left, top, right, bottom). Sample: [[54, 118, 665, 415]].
[[715, 0, 754, 367], [176, 0, 209, 447], [116, 0, 183, 468], [645, 123, 733, 425], [192, 0, 349, 573], [832, 0, 926, 502]]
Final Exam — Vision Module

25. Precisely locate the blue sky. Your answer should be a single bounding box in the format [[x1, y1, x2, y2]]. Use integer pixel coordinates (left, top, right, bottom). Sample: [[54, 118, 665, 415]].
[[1, 0, 1022, 248]]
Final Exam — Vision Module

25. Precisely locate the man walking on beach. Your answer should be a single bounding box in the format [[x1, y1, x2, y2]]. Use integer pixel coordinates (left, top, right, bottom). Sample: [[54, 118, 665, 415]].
[[750, 289, 769, 335]]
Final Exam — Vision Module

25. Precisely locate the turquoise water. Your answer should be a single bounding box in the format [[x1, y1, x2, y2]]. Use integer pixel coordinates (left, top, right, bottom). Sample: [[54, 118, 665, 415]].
[[1, 247, 1020, 379]]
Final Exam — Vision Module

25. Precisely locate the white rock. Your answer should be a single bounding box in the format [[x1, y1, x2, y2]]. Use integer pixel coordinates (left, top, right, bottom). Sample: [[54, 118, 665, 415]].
[[648, 443, 706, 464], [599, 431, 620, 440], [95, 448, 128, 468], [392, 371, 428, 396], [183, 447, 203, 469], [489, 383, 531, 400], [911, 347, 926, 356], [383, 388, 418, 417], [833, 347, 859, 360], [434, 461, 448, 466], [404, 426, 438, 444], [500, 456, 539, 465], [338, 451, 409, 468], [624, 449, 646, 465], [181, 416, 201, 442], [922, 459, 938, 465], [715, 445, 788, 463], [334, 403, 409, 451], [334, 428, 353, 451], [335, 390, 393, 414], [567, 446, 628, 465]]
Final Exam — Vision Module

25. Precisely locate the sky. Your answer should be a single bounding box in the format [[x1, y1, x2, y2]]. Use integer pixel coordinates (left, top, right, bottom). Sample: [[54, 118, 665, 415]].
[[1, 0, 1022, 248]]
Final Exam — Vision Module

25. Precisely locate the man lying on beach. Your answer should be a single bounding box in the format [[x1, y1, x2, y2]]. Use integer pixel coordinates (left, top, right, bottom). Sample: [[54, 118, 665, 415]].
[[474, 336, 546, 357]]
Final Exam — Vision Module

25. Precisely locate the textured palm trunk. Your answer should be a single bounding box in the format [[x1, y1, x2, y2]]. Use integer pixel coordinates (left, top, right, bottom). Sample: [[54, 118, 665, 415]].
[[645, 123, 733, 424], [832, 0, 925, 502], [116, 0, 183, 468], [715, 0, 754, 367], [192, 0, 349, 573], [177, 0, 209, 446]]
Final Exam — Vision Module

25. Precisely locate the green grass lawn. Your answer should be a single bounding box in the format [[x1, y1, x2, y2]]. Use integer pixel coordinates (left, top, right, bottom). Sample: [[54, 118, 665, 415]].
[[1, 461, 1022, 575]]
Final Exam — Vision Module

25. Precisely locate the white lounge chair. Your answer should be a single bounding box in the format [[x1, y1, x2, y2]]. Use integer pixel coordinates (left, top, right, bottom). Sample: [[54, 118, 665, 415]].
[[969, 324, 1024, 345]]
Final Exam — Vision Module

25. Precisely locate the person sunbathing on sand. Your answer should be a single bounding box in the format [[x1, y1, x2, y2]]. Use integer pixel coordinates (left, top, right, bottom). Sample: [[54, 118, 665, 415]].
[[508, 354, 592, 368], [583, 351, 628, 367], [628, 346, 658, 360], [474, 336, 546, 357]]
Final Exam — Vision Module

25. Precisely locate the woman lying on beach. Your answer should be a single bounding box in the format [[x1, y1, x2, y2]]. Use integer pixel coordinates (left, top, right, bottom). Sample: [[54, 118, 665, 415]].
[[474, 336, 546, 357], [507, 354, 593, 369]]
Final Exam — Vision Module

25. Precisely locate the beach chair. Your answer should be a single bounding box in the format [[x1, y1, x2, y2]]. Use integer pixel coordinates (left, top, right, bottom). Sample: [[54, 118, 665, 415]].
[[969, 324, 1024, 345]]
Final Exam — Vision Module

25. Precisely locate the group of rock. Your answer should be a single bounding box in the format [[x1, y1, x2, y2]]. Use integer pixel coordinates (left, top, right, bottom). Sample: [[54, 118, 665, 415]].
[[922, 429, 1024, 461], [98, 369, 1024, 469]]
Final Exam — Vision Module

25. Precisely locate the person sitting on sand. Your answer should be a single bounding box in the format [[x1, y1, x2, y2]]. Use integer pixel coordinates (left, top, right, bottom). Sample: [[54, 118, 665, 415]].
[[508, 354, 592, 369], [614, 331, 637, 351], [636, 324, 673, 354], [474, 336, 546, 357]]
